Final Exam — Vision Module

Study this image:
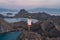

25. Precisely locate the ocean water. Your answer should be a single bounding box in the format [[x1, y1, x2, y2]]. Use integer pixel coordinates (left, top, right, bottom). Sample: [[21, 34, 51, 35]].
[[29, 8, 60, 16], [0, 12, 18, 17], [4, 18, 38, 23], [0, 31, 21, 40]]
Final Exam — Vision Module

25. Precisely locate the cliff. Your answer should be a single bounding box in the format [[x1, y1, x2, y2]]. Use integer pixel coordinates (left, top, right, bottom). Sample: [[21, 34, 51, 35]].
[[0, 19, 13, 33]]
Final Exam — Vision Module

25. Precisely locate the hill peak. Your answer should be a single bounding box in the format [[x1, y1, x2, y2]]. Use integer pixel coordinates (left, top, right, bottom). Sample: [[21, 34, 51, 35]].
[[18, 9, 28, 14]]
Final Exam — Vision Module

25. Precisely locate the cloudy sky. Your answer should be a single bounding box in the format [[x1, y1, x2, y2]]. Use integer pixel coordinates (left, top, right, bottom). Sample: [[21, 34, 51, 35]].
[[0, 0, 60, 9]]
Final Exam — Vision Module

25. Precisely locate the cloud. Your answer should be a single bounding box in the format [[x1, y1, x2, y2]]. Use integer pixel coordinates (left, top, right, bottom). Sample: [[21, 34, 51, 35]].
[[0, 0, 60, 8]]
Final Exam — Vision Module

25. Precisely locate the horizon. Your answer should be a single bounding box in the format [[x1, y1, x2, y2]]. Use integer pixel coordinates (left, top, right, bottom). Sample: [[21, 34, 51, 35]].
[[0, 8, 60, 16], [0, 0, 60, 16]]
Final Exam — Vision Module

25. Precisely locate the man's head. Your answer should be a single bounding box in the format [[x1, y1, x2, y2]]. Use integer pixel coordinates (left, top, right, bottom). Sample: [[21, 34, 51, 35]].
[[28, 16, 31, 19]]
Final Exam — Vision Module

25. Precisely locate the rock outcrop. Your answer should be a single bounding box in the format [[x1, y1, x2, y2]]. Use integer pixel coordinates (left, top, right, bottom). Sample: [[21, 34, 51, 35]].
[[41, 21, 60, 38], [18, 30, 41, 40], [0, 19, 13, 33]]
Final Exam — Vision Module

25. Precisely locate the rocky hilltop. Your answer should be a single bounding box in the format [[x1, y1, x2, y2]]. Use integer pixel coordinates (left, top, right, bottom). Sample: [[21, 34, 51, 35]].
[[15, 21, 60, 40], [14, 9, 60, 40], [0, 9, 60, 40]]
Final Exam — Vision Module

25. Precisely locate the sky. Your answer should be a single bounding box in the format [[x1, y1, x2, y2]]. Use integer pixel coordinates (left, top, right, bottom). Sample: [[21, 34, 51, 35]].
[[0, 0, 60, 9]]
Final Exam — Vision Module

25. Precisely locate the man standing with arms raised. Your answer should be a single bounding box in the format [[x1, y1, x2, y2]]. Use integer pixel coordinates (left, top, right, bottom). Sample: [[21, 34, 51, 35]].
[[27, 16, 32, 31]]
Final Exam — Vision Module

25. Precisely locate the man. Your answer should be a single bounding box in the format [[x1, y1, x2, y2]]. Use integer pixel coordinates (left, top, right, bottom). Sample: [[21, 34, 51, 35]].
[[27, 16, 32, 28]]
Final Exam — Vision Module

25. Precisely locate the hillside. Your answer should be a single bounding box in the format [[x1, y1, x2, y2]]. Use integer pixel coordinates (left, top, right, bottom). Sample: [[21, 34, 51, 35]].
[[0, 14, 4, 18], [15, 9, 51, 20]]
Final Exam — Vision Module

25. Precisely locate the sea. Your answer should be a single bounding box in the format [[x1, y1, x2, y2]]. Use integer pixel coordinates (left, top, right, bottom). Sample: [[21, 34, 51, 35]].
[[0, 31, 21, 40], [0, 12, 18, 17], [4, 18, 38, 23], [0, 8, 60, 16]]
